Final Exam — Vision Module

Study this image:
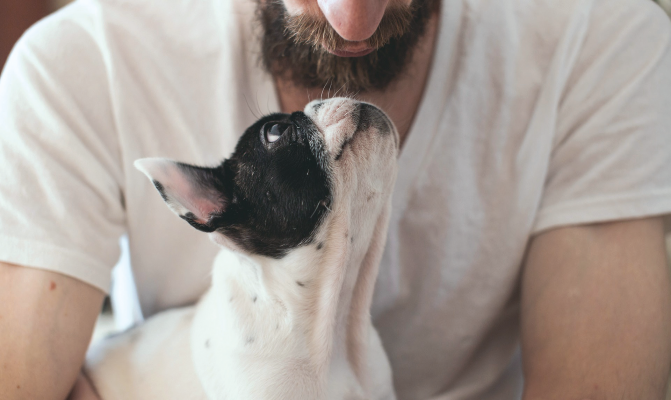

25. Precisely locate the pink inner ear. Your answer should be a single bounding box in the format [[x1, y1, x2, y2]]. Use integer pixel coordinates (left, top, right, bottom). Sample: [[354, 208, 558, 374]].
[[135, 158, 224, 224], [164, 170, 222, 223]]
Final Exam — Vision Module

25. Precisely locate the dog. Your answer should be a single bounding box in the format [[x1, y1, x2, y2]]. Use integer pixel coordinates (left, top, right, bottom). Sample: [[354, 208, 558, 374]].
[[84, 97, 399, 400]]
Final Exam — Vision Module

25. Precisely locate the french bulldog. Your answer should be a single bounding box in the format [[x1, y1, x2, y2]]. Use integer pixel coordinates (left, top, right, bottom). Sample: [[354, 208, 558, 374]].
[[84, 97, 399, 400]]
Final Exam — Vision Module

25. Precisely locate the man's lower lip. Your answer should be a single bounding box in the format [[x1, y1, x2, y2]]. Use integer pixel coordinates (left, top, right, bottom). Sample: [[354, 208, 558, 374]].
[[327, 48, 375, 57]]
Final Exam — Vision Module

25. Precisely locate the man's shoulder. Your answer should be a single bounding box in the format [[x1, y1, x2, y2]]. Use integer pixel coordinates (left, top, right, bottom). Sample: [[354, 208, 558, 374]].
[[449, 0, 670, 80], [465, 0, 668, 45], [522, 0, 667, 43], [447, 0, 583, 67], [484, 0, 665, 25], [14, 0, 255, 65], [12, 0, 103, 61], [581, 0, 671, 46]]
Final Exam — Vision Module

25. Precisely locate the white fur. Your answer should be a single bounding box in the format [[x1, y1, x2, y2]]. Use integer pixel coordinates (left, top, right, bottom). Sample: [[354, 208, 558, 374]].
[[85, 98, 399, 400]]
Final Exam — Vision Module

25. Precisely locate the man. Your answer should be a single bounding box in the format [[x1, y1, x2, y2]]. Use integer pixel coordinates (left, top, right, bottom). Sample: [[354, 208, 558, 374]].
[[1, 0, 670, 398]]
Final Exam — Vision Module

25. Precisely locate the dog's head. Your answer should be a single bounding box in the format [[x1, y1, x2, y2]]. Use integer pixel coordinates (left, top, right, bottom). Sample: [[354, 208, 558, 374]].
[[136, 98, 398, 259]]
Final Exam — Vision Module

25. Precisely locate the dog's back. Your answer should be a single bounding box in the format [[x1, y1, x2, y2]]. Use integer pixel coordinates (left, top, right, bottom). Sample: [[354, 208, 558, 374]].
[[86, 308, 207, 399]]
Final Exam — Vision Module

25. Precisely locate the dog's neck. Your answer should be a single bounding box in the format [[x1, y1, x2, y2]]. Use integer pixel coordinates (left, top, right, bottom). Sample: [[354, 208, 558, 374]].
[[191, 194, 392, 399]]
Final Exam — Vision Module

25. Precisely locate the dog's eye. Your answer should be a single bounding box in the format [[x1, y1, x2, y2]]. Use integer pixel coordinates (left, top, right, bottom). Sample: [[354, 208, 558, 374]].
[[267, 124, 282, 143], [264, 123, 292, 144]]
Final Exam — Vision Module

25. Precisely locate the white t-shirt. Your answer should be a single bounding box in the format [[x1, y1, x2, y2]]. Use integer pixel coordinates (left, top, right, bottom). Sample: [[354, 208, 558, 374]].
[[1, 0, 670, 398]]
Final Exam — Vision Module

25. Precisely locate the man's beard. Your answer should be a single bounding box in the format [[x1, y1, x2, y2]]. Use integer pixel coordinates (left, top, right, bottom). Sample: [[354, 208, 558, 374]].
[[258, 0, 439, 94]]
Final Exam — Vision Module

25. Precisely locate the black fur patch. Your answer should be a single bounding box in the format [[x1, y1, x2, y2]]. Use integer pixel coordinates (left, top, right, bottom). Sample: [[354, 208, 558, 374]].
[[174, 112, 332, 258]]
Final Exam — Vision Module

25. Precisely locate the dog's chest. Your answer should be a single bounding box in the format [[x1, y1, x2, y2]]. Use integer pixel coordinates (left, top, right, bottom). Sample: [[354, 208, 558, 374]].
[[189, 248, 381, 400], [190, 273, 322, 399]]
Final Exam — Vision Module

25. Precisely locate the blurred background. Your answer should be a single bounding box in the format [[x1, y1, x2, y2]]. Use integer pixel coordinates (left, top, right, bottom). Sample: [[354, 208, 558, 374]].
[[1, 0, 671, 398]]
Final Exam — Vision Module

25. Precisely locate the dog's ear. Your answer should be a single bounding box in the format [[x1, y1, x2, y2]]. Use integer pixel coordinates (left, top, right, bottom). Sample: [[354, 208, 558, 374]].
[[134, 158, 227, 232]]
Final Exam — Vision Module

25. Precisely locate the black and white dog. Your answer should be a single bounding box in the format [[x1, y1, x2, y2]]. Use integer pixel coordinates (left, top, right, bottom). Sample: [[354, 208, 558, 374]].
[[85, 98, 399, 400]]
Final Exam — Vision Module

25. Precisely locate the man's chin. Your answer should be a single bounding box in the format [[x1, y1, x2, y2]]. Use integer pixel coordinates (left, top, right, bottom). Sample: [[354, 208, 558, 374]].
[[259, 0, 438, 92], [326, 47, 376, 57]]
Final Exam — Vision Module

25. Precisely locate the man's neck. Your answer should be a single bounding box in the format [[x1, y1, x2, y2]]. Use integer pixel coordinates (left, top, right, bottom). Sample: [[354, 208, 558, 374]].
[[274, 10, 440, 149]]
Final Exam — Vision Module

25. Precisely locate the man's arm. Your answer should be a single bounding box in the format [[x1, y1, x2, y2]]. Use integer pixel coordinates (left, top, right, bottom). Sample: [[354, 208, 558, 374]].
[[0, 262, 104, 400], [521, 217, 671, 399]]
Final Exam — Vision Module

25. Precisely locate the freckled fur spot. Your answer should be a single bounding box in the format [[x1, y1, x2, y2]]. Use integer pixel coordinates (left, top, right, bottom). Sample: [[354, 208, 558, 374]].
[[252, 296, 258, 303], [296, 281, 305, 287], [317, 242, 324, 250], [205, 339, 210, 348]]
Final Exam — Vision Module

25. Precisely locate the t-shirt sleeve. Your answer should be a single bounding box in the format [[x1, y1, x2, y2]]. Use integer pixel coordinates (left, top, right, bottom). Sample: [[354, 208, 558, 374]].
[[532, 0, 671, 234], [0, 3, 125, 292]]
